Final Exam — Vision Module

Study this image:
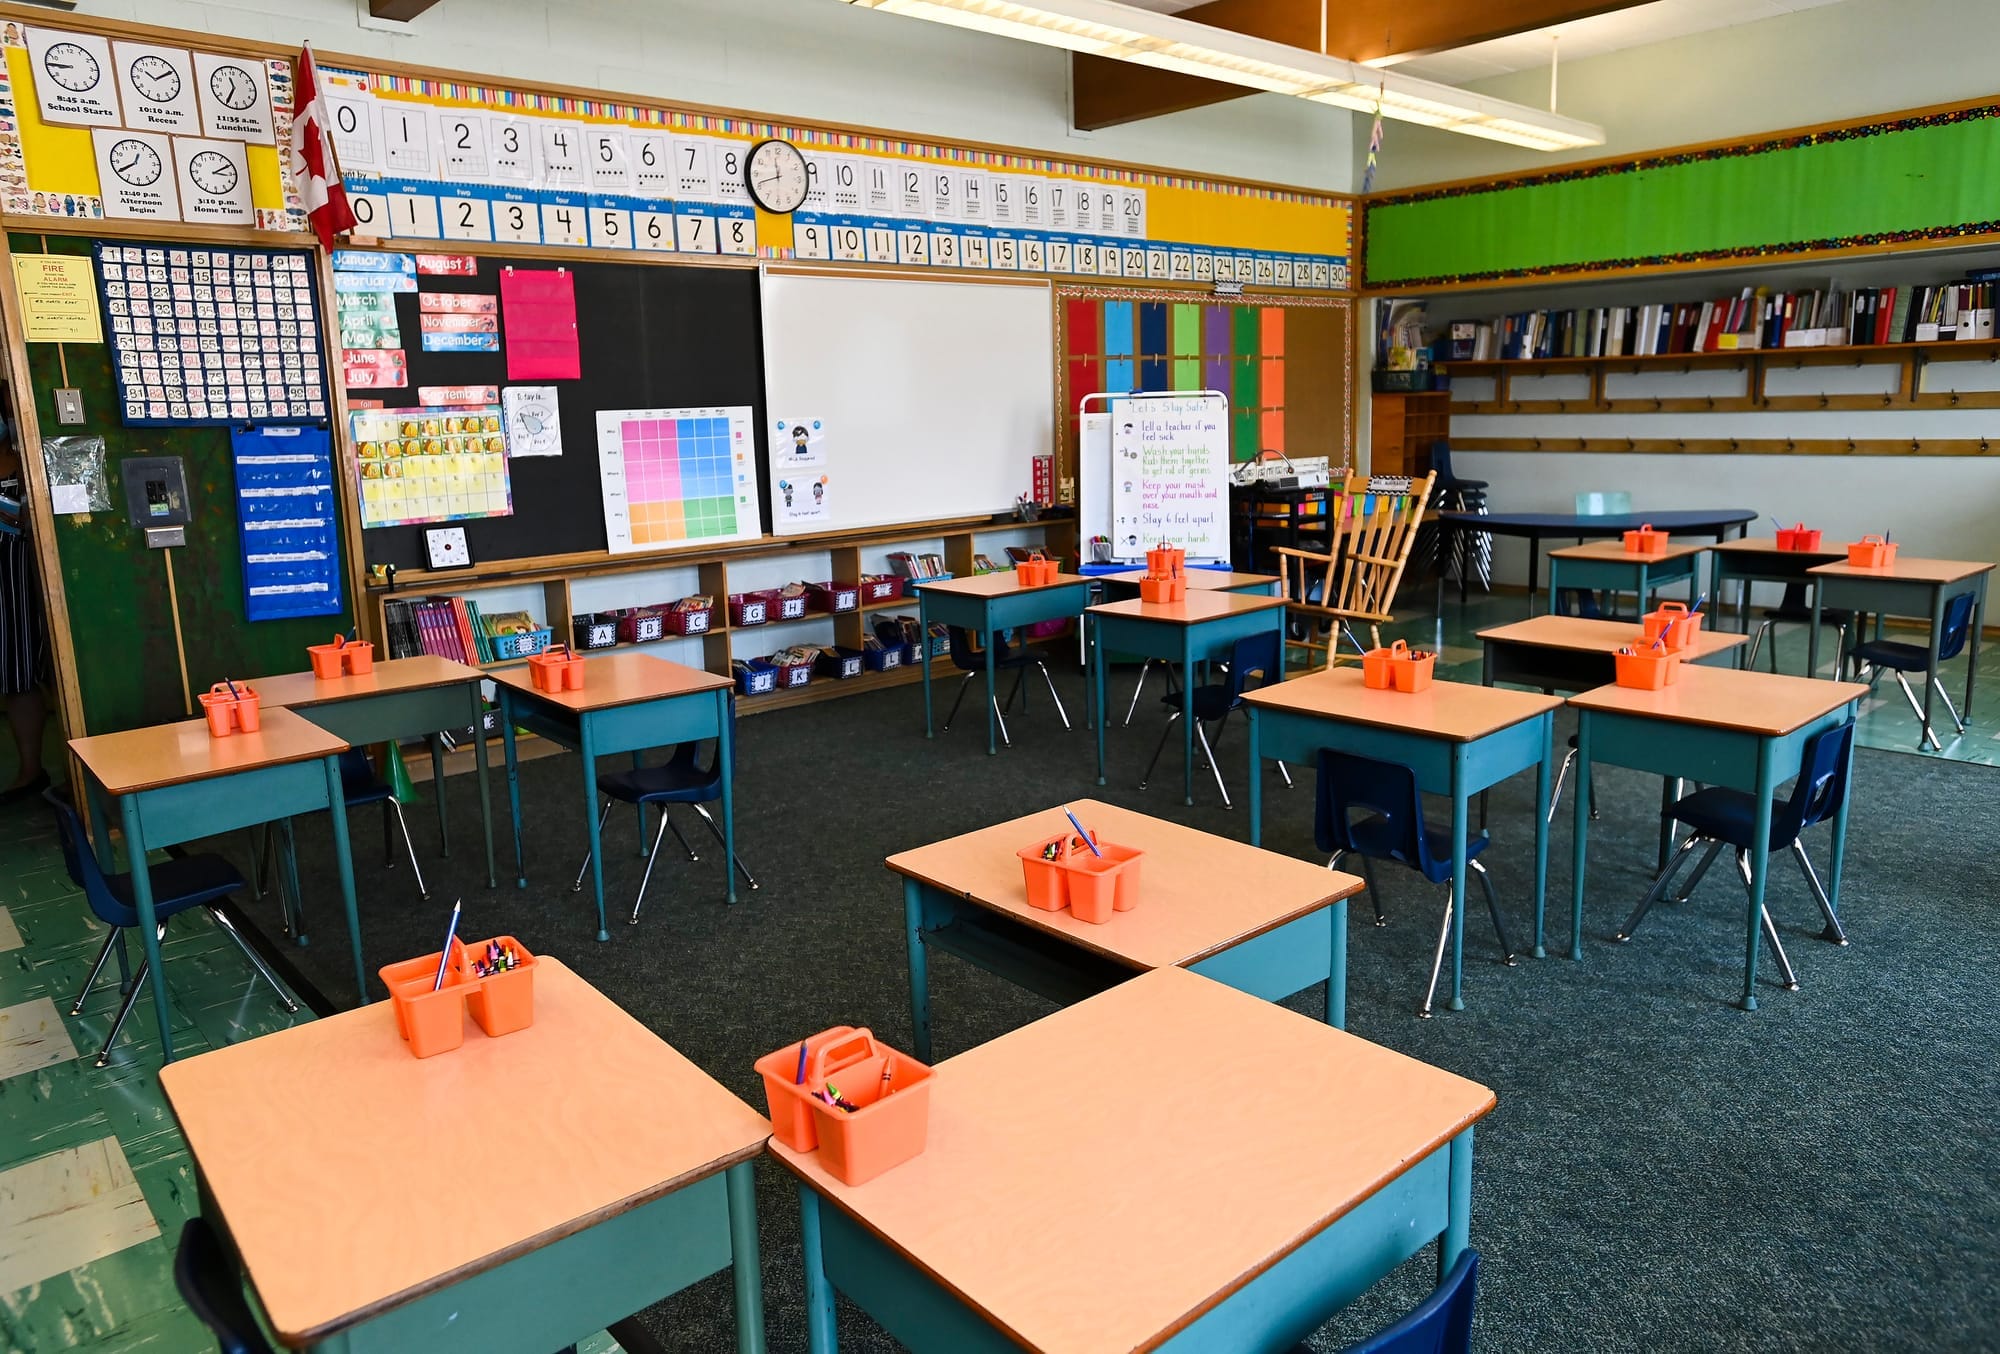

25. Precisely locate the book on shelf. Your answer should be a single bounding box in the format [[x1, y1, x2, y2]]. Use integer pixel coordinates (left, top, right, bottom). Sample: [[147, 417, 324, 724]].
[[382, 596, 544, 665]]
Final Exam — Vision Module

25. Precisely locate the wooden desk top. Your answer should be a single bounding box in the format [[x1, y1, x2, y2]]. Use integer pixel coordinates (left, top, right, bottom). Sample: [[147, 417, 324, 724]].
[[1807, 556, 1995, 585], [69, 708, 348, 796], [1709, 537, 1847, 562], [487, 651, 730, 711], [1547, 540, 1709, 564], [1243, 667, 1561, 742], [1568, 663, 1870, 736], [769, 967, 1495, 1354], [1087, 591, 1287, 625], [160, 958, 768, 1346], [254, 655, 484, 711], [885, 799, 1359, 971], [915, 571, 1091, 598], [1100, 568, 1280, 591], [1476, 615, 1747, 663]]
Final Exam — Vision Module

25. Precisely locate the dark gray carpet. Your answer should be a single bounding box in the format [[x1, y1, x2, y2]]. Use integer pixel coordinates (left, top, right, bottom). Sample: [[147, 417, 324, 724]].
[[234, 663, 2000, 1354]]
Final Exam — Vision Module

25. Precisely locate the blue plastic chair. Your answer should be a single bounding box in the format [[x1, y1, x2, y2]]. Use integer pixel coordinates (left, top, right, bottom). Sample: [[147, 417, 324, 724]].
[[941, 623, 1069, 747], [45, 789, 295, 1067], [1313, 750, 1516, 1017], [1847, 591, 1975, 749], [338, 747, 429, 900], [174, 1218, 274, 1354], [1314, 1248, 1479, 1354], [1744, 581, 1852, 677], [1140, 630, 1290, 807], [1618, 719, 1856, 987], [571, 697, 757, 925]]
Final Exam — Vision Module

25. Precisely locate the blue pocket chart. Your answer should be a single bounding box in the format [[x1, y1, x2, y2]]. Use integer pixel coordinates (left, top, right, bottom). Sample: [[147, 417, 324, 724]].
[[232, 425, 345, 622]]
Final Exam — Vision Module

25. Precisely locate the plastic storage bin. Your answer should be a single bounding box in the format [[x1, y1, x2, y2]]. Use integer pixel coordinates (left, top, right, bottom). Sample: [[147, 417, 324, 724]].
[[728, 592, 772, 627], [1846, 536, 1895, 568], [773, 655, 814, 689], [528, 644, 586, 693], [378, 934, 537, 1059], [772, 588, 811, 620], [1139, 575, 1186, 604], [613, 606, 666, 644], [573, 614, 619, 650], [1622, 523, 1667, 554], [665, 600, 715, 636], [735, 659, 779, 695], [1614, 648, 1679, 689], [755, 1028, 933, 1185], [807, 581, 860, 614], [858, 575, 903, 603], [1641, 602, 1703, 651], [491, 627, 554, 660], [1014, 553, 1057, 586], [861, 643, 902, 672], [1016, 829, 1143, 921], [307, 637, 374, 679], [817, 647, 865, 680], [1775, 525, 1823, 552], [198, 683, 261, 738]]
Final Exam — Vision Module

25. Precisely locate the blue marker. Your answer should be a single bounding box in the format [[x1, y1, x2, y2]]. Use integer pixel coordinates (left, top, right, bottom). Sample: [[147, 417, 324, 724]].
[[1063, 806, 1104, 858]]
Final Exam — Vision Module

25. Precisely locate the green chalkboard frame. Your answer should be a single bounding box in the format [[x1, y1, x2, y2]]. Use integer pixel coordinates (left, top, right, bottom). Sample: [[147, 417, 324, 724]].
[[1363, 98, 2000, 289]]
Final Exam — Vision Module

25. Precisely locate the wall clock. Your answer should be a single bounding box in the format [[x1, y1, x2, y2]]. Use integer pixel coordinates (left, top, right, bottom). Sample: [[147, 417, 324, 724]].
[[208, 63, 259, 111], [745, 138, 809, 214], [129, 54, 180, 103], [107, 138, 163, 187], [187, 149, 238, 196], [43, 41, 102, 93], [425, 526, 471, 570]]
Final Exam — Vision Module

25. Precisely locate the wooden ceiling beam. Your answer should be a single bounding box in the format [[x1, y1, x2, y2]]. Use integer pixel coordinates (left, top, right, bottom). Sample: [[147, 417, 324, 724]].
[[367, 0, 445, 21], [1072, 0, 1651, 131]]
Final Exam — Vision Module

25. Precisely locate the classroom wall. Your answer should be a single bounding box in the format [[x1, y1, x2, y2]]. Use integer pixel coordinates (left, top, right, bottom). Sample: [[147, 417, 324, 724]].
[[78, 0, 1352, 192], [1358, 0, 2000, 193]]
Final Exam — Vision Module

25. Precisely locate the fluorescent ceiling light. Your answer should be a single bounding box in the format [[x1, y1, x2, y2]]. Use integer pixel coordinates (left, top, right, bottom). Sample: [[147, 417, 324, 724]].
[[841, 0, 1605, 151]]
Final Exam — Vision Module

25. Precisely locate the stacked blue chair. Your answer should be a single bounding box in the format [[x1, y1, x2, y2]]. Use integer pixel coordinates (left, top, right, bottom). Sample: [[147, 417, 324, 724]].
[[1846, 591, 1974, 749]]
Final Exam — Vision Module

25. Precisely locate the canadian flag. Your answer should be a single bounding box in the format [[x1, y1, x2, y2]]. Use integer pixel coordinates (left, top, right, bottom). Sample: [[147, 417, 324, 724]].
[[287, 43, 355, 250]]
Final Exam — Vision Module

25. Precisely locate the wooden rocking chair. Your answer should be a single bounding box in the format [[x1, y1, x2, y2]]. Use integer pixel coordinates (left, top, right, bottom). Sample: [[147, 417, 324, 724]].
[[1276, 471, 1435, 671]]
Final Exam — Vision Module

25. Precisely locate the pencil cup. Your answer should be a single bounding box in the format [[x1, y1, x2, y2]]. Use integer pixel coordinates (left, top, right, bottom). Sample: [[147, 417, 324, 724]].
[[1622, 523, 1666, 554], [342, 642, 375, 675], [1062, 842, 1143, 923], [1390, 649, 1435, 693], [1845, 536, 1891, 568], [758, 1028, 933, 1184], [528, 644, 584, 693], [1775, 525, 1822, 552], [1614, 649, 1679, 690], [462, 935, 536, 1037], [1641, 603, 1702, 652], [1017, 834, 1076, 910], [1362, 640, 1409, 691], [1139, 576, 1176, 604], [379, 945, 471, 1059], [198, 684, 259, 738], [307, 643, 347, 679]]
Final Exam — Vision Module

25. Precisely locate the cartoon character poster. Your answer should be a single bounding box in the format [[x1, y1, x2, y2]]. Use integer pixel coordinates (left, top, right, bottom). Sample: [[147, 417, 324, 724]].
[[773, 415, 826, 467], [774, 471, 830, 526]]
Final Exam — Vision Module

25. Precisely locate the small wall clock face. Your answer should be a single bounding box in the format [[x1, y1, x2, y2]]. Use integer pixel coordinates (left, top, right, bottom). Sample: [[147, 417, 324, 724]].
[[188, 150, 238, 195], [129, 54, 181, 103], [745, 139, 809, 214], [426, 526, 470, 569], [209, 63, 258, 110], [44, 41, 102, 93], [108, 138, 163, 186]]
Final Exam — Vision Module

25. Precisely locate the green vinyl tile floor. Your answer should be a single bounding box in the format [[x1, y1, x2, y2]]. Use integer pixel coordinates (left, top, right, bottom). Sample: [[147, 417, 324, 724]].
[[0, 791, 626, 1354]]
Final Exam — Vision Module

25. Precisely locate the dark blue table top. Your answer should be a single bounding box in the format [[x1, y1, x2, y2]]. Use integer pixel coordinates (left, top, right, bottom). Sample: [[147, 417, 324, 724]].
[[1437, 508, 1757, 534]]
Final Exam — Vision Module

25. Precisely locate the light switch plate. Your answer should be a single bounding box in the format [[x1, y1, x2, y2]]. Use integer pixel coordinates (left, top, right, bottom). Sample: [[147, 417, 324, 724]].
[[54, 388, 83, 424]]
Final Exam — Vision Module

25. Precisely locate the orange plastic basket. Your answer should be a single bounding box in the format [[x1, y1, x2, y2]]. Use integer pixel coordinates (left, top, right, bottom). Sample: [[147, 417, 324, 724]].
[[528, 644, 586, 693], [1845, 536, 1891, 568], [1614, 649, 1679, 690], [1622, 524, 1666, 554], [1362, 639, 1408, 690], [198, 684, 260, 738], [758, 1028, 933, 1184], [1641, 603, 1703, 651], [1775, 525, 1822, 552], [1018, 836, 1071, 911], [1014, 552, 1056, 586], [1391, 649, 1436, 693], [378, 935, 536, 1058], [1061, 842, 1143, 923], [1138, 576, 1186, 604], [308, 637, 375, 679]]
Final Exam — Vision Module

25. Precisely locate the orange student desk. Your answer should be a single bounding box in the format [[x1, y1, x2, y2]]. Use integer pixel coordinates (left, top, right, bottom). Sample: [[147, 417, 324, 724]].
[[886, 800, 1363, 1056], [914, 570, 1094, 755], [773, 967, 1495, 1354], [68, 710, 361, 1062], [489, 653, 736, 940], [1546, 539, 1708, 616], [1807, 555, 1992, 747], [1088, 591, 1289, 804], [1477, 615, 1747, 694], [161, 959, 770, 1353], [255, 655, 496, 890], [1243, 669, 1562, 1002], [1569, 664, 1869, 1009]]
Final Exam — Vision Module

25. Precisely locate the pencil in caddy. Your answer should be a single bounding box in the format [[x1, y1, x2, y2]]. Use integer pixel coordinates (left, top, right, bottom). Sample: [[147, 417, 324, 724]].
[[1016, 812, 1143, 923], [198, 681, 261, 737], [307, 632, 375, 679], [757, 1028, 933, 1184], [379, 933, 537, 1058], [1360, 640, 1436, 693]]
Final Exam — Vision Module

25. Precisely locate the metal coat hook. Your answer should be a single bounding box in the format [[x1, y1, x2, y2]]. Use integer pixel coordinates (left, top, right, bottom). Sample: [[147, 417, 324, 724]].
[[1652, 396, 1663, 411], [1729, 439, 1739, 452], [1786, 439, 1796, 453], [1950, 392, 1961, 406], [1818, 394, 1829, 409], [1912, 438, 1922, 453], [1847, 438, 1856, 453]]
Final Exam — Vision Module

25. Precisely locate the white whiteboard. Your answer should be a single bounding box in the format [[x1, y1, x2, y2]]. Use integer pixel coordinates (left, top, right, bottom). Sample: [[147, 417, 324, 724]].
[[759, 269, 1054, 535]]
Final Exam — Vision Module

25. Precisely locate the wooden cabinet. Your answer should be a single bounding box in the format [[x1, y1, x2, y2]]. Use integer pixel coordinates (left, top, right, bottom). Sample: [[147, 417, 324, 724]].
[[1369, 391, 1449, 478]]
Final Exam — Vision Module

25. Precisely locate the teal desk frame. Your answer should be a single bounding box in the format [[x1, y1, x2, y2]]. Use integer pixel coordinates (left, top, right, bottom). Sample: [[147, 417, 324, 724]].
[[791, 1130, 1473, 1354], [918, 577, 1093, 755], [497, 683, 735, 940], [1090, 602, 1287, 805], [1570, 693, 1861, 1009], [203, 1160, 765, 1354], [1548, 549, 1700, 617], [1809, 567, 1989, 745], [1706, 546, 1846, 669], [82, 752, 362, 1062], [1246, 703, 1554, 1002], [900, 878, 1349, 1060]]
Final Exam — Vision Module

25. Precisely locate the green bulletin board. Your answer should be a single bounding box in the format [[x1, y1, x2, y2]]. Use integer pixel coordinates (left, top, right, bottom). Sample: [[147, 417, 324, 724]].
[[1364, 105, 2000, 288], [16, 233, 354, 735]]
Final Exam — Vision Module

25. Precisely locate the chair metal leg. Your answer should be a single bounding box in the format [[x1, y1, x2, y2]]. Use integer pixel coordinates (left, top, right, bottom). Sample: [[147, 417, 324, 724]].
[[991, 696, 1011, 748], [1468, 859, 1516, 964], [1671, 837, 1727, 904], [1745, 620, 1772, 670], [204, 905, 298, 1013], [1276, 759, 1294, 788], [1889, 671, 1942, 750], [1617, 835, 1706, 942], [571, 798, 616, 892], [1003, 664, 1028, 715], [95, 954, 152, 1068], [628, 807, 675, 925], [1123, 659, 1154, 726], [943, 672, 975, 731], [690, 803, 759, 889], [1737, 851, 1799, 991], [1194, 720, 1230, 808], [665, 812, 700, 862], [1418, 891, 1454, 1019], [71, 928, 120, 1015], [1358, 855, 1385, 925], [386, 799, 429, 901], [1035, 662, 1071, 730], [1547, 746, 1576, 823], [1139, 711, 1179, 789], [1931, 676, 1966, 735], [1791, 839, 1848, 945]]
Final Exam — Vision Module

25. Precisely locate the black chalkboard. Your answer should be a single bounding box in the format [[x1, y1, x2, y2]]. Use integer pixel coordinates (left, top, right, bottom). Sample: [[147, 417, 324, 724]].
[[356, 255, 767, 570]]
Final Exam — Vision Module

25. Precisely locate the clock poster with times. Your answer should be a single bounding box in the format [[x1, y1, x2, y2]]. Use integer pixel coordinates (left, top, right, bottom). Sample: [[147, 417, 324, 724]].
[[92, 241, 331, 427], [1, 24, 300, 229]]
